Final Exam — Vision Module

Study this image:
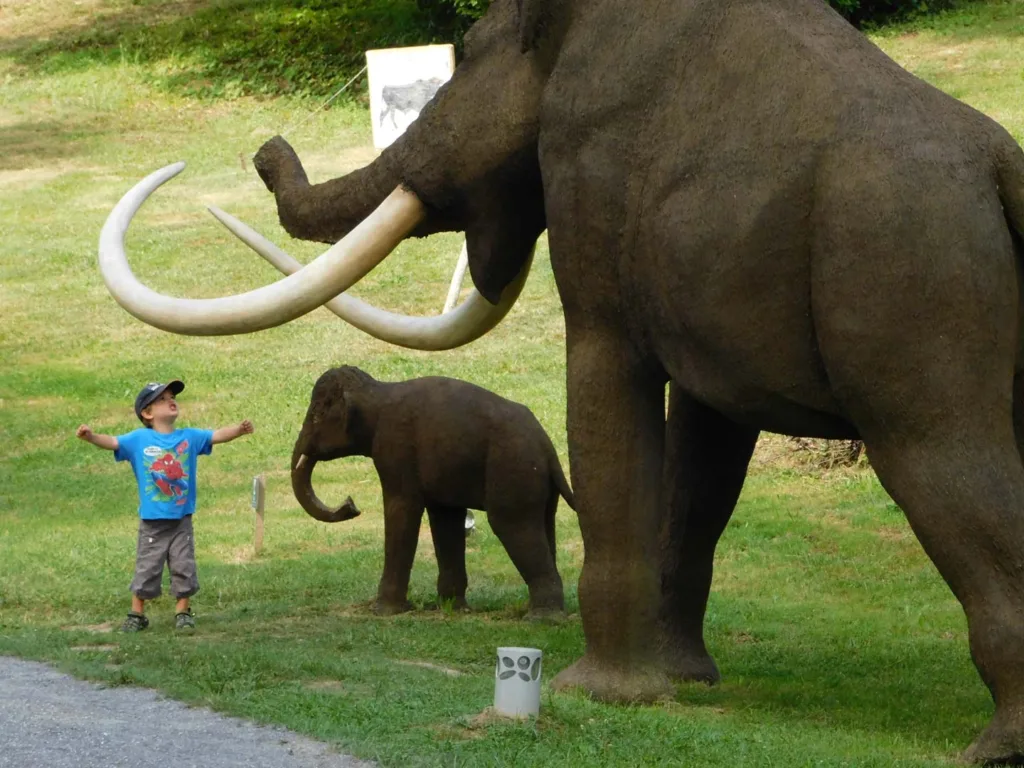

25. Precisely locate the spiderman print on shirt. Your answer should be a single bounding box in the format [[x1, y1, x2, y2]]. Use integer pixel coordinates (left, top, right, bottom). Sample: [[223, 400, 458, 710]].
[[143, 438, 191, 506]]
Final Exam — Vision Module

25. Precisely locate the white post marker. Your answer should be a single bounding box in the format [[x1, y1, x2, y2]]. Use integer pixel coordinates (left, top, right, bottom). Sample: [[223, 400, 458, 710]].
[[251, 474, 266, 555], [442, 241, 469, 314], [494, 647, 543, 718]]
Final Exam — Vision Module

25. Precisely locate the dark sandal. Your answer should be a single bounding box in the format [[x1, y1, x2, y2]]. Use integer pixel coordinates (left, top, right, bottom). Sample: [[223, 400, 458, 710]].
[[120, 612, 149, 632]]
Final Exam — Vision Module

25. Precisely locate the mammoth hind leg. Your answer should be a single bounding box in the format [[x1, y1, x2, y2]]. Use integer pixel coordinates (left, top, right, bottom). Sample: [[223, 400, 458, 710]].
[[866, 419, 1024, 765], [810, 200, 1024, 762], [832, 351, 1024, 761], [659, 384, 760, 684], [426, 505, 469, 610]]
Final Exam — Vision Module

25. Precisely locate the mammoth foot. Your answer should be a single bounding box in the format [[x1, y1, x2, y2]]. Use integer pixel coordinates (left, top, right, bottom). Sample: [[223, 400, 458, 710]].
[[372, 599, 413, 616], [551, 654, 674, 703], [963, 714, 1024, 765]]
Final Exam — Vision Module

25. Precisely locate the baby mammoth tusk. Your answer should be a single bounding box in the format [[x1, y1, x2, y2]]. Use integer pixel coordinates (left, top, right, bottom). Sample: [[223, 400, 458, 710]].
[[206, 206, 533, 351], [98, 163, 425, 335], [295, 454, 308, 470]]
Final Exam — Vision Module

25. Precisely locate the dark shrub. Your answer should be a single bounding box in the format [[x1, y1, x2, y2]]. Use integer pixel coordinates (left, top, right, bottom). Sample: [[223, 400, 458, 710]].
[[832, 0, 961, 27], [420, 0, 966, 33]]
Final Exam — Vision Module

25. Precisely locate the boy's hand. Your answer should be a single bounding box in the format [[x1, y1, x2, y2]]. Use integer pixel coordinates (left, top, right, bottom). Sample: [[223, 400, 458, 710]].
[[77, 426, 117, 450], [213, 420, 255, 444]]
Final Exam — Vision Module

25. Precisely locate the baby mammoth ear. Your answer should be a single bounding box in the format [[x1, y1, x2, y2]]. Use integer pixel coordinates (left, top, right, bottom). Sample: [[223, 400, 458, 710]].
[[341, 390, 369, 440]]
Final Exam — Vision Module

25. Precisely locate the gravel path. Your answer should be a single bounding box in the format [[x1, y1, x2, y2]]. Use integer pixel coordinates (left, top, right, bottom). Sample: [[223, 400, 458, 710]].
[[0, 656, 375, 768]]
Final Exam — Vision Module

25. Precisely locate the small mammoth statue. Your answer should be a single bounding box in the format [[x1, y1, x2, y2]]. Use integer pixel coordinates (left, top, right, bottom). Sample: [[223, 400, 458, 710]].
[[291, 366, 574, 618]]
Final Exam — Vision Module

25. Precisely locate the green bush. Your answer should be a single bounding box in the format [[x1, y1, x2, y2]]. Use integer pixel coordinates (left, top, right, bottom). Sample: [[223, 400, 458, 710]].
[[421, 0, 967, 30], [4, 0, 975, 102], [831, 0, 961, 26]]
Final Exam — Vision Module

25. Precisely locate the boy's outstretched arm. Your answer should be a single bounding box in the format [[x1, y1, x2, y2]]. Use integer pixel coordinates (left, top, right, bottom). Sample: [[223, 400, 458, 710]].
[[212, 419, 255, 445], [76, 424, 118, 451]]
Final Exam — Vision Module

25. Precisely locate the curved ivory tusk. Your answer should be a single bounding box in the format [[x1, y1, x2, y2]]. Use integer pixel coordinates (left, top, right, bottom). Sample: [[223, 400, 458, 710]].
[[207, 206, 533, 351], [98, 163, 425, 335], [295, 454, 307, 470]]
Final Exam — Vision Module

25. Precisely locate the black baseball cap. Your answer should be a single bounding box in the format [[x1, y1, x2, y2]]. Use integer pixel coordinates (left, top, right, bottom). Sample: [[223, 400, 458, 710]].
[[134, 380, 184, 423]]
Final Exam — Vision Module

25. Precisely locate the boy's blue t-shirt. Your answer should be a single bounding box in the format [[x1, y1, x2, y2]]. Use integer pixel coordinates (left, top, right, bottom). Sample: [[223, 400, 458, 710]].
[[114, 427, 214, 520]]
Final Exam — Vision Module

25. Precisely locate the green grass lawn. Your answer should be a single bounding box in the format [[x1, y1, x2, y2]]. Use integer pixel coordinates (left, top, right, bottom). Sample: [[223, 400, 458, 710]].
[[2, 0, 1023, 765]]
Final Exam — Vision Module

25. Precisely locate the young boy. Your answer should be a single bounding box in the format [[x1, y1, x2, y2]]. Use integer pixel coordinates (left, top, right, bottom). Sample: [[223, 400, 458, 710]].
[[76, 380, 254, 632]]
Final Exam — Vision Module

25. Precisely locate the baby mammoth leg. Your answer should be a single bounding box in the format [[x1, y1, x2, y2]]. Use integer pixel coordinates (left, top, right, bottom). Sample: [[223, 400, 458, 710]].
[[374, 492, 424, 616], [426, 505, 469, 610], [545, 489, 559, 567], [487, 499, 565, 619]]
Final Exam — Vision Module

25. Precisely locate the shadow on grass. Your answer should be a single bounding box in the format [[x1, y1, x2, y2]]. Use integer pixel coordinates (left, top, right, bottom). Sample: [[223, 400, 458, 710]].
[[2, 0, 459, 100], [0, 117, 114, 171]]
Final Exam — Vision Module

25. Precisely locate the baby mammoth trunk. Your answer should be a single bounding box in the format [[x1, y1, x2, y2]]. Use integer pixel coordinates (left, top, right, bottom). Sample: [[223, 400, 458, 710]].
[[290, 448, 361, 523]]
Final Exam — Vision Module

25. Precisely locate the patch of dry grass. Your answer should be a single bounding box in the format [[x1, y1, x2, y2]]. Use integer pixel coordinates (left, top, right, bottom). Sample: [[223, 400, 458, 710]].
[[0, 0, 207, 52]]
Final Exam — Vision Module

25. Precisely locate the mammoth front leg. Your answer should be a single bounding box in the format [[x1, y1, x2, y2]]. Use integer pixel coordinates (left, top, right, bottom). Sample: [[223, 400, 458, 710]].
[[374, 492, 424, 616], [426, 505, 469, 610], [659, 384, 759, 683], [551, 331, 674, 701]]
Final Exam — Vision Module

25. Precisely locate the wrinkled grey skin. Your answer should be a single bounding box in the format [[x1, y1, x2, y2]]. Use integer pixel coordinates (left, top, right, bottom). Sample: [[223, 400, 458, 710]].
[[292, 366, 573, 618], [250, 0, 1024, 761]]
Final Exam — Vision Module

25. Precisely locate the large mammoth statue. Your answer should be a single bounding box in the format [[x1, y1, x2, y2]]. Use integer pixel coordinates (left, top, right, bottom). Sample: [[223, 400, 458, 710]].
[[291, 365, 571, 618], [99, 0, 1024, 761]]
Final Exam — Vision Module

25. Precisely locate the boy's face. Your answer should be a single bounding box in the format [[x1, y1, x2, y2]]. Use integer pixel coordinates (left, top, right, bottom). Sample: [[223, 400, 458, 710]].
[[142, 389, 179, 426]]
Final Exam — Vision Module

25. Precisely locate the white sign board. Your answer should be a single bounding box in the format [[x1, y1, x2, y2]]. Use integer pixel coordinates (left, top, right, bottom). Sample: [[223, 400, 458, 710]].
[[366, 44, 455, 150]]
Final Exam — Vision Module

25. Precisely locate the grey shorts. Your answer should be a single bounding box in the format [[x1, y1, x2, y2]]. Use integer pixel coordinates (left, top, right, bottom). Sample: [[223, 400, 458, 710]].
[[130, 516, 199, 600]]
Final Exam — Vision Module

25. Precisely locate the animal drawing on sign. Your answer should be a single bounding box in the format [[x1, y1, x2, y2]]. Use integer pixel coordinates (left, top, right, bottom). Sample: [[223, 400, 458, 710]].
[[378, 77, 444, 129]]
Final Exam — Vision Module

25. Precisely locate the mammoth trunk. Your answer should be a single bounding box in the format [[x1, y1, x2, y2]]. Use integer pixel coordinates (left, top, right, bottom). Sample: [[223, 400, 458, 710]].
[[254, 136, 408, 245], [290, 443, 359, 523]]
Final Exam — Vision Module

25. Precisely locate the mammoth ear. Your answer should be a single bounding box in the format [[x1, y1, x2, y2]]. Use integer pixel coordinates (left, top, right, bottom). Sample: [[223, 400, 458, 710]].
[[465, 165, 546, 304], [516, 0, 548, 53], [466, 219, 538, 304]]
